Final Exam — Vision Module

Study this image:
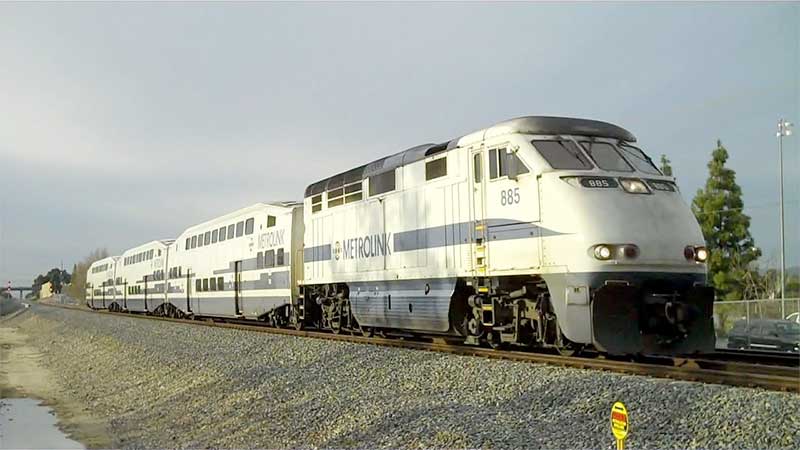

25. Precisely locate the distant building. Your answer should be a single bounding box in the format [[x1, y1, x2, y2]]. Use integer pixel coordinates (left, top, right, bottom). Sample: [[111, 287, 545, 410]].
[[40, 281, 53, 299]]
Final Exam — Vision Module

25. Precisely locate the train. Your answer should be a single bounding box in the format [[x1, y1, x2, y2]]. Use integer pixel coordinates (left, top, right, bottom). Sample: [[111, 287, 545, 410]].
[[85, 116, 715, 356]]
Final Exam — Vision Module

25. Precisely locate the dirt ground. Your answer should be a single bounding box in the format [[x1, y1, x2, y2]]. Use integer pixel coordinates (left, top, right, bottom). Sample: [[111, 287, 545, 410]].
[[0, 310, 112, 449]]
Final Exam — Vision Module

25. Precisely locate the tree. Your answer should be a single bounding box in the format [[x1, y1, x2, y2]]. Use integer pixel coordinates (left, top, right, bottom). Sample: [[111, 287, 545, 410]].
[[660, 154, 673, 176], [692, 140, 761, 300], [64, 248, 109, 301], [31, 268, 71, 297]]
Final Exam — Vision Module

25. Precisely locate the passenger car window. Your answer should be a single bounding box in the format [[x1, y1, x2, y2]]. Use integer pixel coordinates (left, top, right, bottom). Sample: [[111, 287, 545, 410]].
[[236, 221, 244, 237], [227, 224, 235, 239], [210, 277, 216, 291], [245, 218, 254, 235], [197, 234, 204, 248], [264, 250, 275, 268], [257, 251, 264, 269], [204, 231, 211, 245], [276, 248, 284, 266], [191, 236, 197, 248], [531, 140, 593, 170], [212, 229, 218, 243], [202, 279, 208, 291], [195, 279, 201, 291], [218, 226, 227, 242], [217, 277, 224, 290]]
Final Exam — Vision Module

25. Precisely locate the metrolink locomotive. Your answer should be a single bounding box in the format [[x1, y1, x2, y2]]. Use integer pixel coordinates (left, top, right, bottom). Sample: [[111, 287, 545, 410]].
[[86, 116, 714, 356]]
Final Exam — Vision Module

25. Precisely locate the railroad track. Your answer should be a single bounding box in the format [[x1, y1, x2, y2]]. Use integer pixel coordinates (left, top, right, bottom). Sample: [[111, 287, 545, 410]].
[[36, 302, 800, 393]]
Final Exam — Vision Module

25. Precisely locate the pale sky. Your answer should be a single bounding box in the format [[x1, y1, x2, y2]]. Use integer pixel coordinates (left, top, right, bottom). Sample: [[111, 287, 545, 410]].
[[1, 2, 798, 286]]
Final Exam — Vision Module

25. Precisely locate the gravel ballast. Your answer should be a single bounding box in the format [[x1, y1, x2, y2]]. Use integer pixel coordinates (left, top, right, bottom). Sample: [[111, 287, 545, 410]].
[[4, 305, 800, 449]]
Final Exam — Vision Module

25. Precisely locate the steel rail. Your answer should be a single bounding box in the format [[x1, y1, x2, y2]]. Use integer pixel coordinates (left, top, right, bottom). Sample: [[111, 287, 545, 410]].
[[36, 302, 800, 393]]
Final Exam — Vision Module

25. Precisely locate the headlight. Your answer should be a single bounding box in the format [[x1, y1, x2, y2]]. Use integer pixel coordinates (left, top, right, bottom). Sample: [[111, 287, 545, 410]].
[[685, 245, 708, 263], [593, 245, 612, 260], [619, 178, 651, 194]]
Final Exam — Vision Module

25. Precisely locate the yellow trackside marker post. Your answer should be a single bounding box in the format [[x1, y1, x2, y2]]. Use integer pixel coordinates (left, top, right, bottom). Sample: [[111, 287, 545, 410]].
[[610, 401, 629, 450]]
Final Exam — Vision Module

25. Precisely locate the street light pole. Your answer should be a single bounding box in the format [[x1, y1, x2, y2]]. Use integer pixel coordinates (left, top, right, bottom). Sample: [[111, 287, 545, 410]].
[[777, 119, 793, 318]]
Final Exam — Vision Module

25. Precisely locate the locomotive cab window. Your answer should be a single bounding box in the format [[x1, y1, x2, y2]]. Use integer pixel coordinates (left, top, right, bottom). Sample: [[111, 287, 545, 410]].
[[531, 140, 592, 170], [580, 141, 632, 172], [267, 215, 276, 227], [489, 148, 529, 179], [425, 156, 447, 180], [618, 144, 661, 175]]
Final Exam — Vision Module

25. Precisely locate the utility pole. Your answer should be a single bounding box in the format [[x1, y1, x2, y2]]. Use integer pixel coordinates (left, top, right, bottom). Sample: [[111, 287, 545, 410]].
[[777, 119, 793, 318]]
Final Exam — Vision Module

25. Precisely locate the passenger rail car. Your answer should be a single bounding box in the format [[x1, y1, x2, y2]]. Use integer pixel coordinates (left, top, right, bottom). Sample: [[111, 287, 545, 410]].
[[86, 256, 120, 310], [299, 116, 714, 355], [117, 240, 174, 313], [164, 202, 303, 322]]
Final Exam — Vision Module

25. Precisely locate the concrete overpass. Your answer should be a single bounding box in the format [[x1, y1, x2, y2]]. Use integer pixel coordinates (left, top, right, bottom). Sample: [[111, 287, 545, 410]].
[[4, 286, 34, 299]]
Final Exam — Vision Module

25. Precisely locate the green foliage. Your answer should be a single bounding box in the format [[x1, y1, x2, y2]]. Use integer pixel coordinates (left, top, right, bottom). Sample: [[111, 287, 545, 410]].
[[692, 140, 761, 300], [31, 268, 70, 297], [659, 154, 673, 176]]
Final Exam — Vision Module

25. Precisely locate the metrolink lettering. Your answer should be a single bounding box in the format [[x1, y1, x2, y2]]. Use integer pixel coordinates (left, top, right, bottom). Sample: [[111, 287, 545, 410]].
[[342, 233, 392, 259], [259, 230, 285, 249]]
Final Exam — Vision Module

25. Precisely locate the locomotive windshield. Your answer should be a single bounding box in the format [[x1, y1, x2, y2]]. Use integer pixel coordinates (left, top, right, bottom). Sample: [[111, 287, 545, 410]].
[[531, 140, 592, 170], [579, 141, 633, 172], [618, 144, 661, 175]]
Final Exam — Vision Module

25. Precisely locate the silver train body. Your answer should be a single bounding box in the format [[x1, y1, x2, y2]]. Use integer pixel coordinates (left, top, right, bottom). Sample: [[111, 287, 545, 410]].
[[88, 116, 714, 355]]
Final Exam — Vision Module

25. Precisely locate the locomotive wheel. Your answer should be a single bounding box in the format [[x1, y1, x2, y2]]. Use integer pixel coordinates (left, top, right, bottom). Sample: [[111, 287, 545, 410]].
[[360, 326, 374, 338]]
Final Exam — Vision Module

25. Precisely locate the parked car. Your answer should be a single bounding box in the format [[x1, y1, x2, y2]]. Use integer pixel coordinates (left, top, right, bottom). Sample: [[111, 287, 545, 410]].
[[727, 319, 800, 353]]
